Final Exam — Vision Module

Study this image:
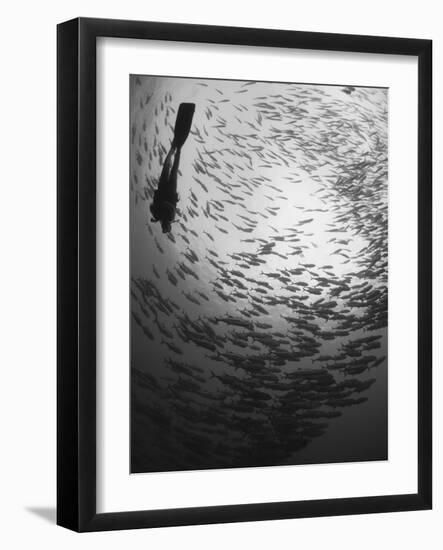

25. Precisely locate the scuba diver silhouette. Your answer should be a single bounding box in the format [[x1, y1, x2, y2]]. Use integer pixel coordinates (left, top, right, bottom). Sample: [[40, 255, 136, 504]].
[[150, 102, 195, 233]]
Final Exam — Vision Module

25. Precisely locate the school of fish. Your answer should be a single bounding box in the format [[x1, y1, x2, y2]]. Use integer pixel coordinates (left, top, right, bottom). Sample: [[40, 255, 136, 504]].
[[130, 76, 388, 472]]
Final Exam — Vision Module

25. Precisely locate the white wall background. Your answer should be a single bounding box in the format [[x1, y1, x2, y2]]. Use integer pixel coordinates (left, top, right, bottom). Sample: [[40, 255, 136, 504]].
[[0, 0, 440, 548]]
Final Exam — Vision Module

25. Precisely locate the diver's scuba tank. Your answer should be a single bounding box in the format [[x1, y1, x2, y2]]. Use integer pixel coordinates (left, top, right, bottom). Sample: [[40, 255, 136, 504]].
[[172, 103, 195, 148]]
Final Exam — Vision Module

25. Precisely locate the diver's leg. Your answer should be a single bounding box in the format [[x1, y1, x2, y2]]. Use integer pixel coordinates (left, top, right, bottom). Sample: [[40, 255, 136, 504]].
[[168, 147, 181, 200], [158, 143, 177, 187]]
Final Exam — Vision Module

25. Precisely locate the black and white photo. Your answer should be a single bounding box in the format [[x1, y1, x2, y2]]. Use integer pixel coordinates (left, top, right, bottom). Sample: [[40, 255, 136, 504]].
[[130, 75, 388, 473]]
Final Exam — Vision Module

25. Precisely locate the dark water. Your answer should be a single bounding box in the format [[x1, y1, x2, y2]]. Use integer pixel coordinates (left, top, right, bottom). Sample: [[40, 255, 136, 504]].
[[130, 75, 388, 473]]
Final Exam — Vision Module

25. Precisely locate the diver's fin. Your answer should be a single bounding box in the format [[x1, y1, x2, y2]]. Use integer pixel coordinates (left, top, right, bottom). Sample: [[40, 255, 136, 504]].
[[172, 103, 195, 148]]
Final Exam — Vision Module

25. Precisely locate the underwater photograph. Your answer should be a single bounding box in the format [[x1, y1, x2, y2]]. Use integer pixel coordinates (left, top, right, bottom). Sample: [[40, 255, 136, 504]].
[[129, 75, 388, 474]]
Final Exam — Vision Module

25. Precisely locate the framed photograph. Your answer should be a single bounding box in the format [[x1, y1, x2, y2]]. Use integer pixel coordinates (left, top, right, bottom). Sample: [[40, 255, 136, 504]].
[[57, 17, 432, 531]]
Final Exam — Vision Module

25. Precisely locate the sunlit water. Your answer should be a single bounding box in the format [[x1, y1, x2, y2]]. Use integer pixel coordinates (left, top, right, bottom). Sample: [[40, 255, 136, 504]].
[[130, 75, 388, 473]]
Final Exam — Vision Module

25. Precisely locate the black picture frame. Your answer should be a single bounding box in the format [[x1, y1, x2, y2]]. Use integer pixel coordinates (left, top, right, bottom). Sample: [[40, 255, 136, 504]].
[[57, 17, 432, 532]]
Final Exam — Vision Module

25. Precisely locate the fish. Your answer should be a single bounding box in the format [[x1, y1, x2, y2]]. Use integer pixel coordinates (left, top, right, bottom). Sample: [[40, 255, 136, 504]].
[[162, 340, 183, 355]]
